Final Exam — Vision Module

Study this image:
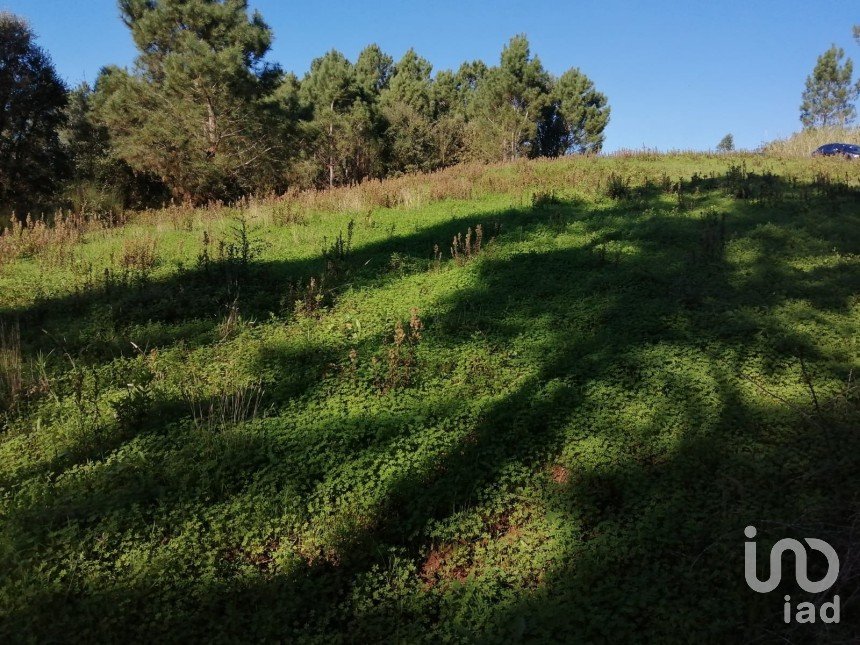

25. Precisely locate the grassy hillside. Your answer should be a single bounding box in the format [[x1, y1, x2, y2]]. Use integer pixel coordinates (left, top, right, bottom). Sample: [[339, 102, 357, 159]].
[[1, 155, 859, 642]]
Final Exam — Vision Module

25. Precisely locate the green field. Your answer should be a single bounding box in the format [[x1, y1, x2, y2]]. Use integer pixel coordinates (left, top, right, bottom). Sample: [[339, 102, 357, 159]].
[[1, 155, 859, 642]]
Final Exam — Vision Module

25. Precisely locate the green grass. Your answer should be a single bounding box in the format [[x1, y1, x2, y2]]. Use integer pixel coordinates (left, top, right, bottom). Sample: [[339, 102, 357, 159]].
[[1, 155, 859, 642]]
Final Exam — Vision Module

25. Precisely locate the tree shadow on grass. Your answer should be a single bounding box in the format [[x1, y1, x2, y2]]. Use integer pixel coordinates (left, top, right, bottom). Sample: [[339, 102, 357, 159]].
[[2, 173, 860, 642], [0, 206, 543, 488], [0, 209, 564, 391]]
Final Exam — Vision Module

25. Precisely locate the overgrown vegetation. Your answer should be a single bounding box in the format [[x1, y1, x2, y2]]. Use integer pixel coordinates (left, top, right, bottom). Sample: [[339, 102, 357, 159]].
[[1, 154, 859, 641]]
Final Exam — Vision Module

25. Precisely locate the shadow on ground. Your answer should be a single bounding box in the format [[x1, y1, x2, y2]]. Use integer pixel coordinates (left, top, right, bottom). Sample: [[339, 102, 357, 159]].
[[2, 172, 860, 642]]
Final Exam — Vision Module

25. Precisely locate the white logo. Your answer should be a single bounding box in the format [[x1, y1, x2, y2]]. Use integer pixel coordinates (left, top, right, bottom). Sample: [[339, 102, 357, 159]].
[[744, 525, 841, 624]]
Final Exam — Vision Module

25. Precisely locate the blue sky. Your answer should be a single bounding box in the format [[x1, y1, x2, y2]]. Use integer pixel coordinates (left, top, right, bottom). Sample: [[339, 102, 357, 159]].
[[4, 0, 859, 152]]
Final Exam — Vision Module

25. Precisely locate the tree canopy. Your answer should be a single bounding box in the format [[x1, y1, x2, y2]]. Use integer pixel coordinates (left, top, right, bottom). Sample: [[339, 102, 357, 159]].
[[799, 45, 860, 129], [2, 3, 613, 210], [283, 33, 610, 189], [0, 13, 67, 217], [95, 0, 288, 203]]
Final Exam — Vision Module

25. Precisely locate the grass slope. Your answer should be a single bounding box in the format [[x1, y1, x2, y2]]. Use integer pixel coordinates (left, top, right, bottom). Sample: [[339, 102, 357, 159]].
[[1, 155, 859, 642]]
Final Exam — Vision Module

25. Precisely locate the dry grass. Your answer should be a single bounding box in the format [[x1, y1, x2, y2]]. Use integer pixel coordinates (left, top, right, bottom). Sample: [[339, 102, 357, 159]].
[[0, 213, 88, 267], [3, 154, 859, 270], [764, 127, 860, 156], [119, 236, 158, 272]]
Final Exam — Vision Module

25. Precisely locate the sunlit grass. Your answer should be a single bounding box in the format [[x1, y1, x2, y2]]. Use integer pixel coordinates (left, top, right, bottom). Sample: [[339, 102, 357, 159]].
[[1, 154, 859, 642]]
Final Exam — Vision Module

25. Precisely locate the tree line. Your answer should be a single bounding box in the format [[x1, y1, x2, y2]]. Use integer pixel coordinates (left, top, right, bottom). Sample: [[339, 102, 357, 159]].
[[0, 0, 610, 219]]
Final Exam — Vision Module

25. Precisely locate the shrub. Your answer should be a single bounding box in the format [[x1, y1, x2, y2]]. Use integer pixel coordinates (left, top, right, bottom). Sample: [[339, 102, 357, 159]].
[[603, 172, 631, 200]]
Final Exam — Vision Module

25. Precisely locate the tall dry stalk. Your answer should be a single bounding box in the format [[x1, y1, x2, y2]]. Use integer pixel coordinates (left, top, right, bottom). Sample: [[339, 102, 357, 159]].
[[0, 320, 23, 410]]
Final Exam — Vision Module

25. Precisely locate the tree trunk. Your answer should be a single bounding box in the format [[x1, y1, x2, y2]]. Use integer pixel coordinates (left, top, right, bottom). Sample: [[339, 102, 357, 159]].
[[328, 103, 335, 188], [205, 97, 218, 159]]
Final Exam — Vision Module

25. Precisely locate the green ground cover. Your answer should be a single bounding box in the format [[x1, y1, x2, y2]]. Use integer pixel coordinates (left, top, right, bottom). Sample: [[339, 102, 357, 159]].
[[1, 155, 858, 642]]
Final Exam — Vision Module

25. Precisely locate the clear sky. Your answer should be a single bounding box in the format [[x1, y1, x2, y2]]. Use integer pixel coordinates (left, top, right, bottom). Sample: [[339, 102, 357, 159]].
[[3, 0, 859, 152]]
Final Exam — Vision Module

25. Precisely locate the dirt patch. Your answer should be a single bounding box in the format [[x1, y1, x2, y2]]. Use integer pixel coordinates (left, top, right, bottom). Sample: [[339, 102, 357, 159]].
[[420, 547, 447, 581], [420, 545, 470, 588], [550, 464, 570, 484], [223, 537, 280, 573]]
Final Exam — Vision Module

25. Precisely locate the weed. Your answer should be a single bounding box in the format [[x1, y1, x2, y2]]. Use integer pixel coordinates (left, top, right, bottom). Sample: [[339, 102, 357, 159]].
[[450, 224, 486, 265], [272, 201, 307, 226], [432, 243, 442, 271], [217, 214, 267, 282], [381, 308, 423, 391], [531, 190, 561, 208], [181, 374, 265, 435], [120, 236, 158, 273], [698, 208, 727, 262], [66, 359, 105, 442], [322, 219, 355, 279], [218, 299, 242, 341], [659, 172, 674, 193], [196, 230, 212, 274], [723, 163, 749, 198], [387, 252, 411, 274], [111, 350, 158, 431], [289, 276, 326, 317], [603, 172, 632, 200], [0, 212, 85, 267]]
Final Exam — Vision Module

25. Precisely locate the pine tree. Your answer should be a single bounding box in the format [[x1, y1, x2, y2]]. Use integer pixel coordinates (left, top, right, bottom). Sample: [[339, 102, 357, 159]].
[[799, 45, 860, 128], [462, 39, 609, 161], [354, 44, 393, 100], [95, 0, 288, 203], [454, 60, 488, 113], [0, 13, 68, 218], [381, 50, 436, 173], [468, 36, 552, 161], [428, 70, 466, 166], [62, 82, 166, 213], [551, 68, 610, 154], [300, 50, 360, 187]]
